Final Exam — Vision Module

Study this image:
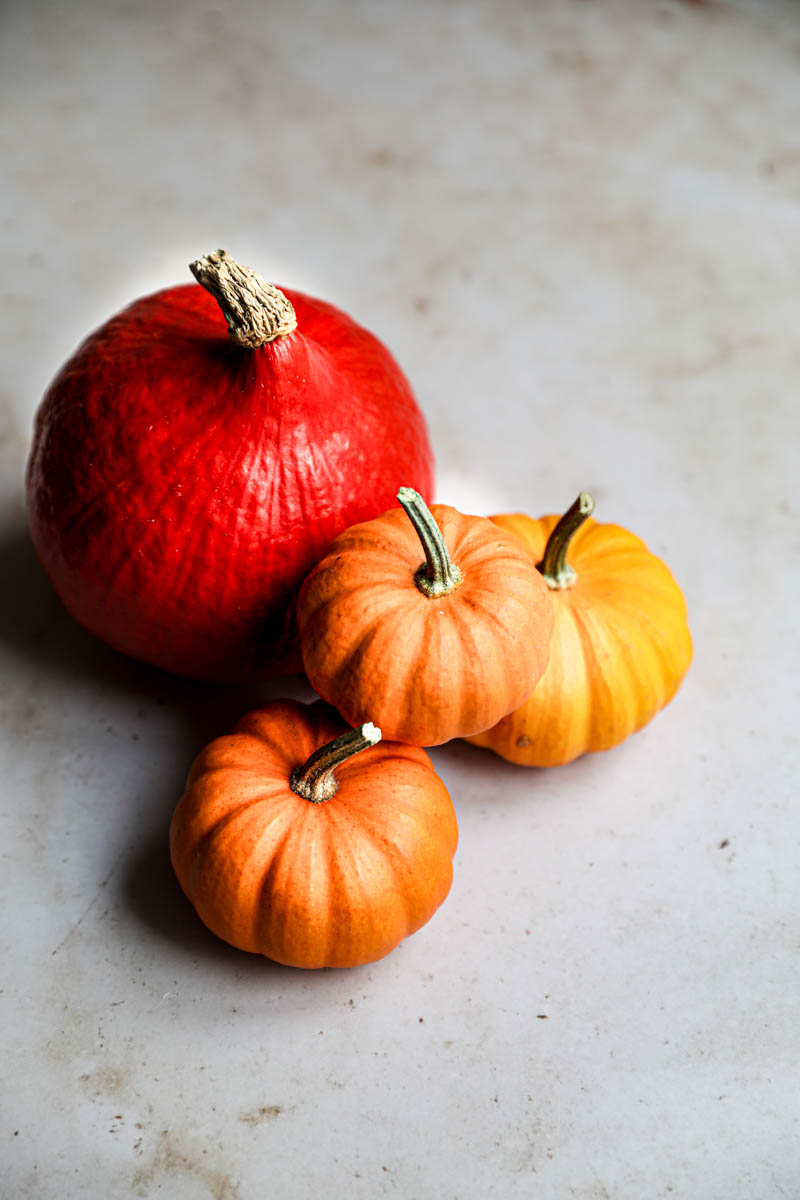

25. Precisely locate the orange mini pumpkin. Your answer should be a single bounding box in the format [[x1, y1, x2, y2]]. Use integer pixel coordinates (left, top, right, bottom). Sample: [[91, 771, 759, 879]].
[[170, 699, 458, 968], [466, 493, 693, 767], [297, 488, 554, 746]]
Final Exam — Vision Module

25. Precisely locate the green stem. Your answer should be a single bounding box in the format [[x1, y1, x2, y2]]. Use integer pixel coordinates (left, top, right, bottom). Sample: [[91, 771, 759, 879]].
[[397, 487, 463, 598], [290, 722, 381, 803], [537, 491, 595, 590]]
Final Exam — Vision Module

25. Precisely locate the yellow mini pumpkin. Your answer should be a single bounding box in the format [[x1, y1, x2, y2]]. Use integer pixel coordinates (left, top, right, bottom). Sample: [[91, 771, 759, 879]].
[[465, 493, 693, 766]]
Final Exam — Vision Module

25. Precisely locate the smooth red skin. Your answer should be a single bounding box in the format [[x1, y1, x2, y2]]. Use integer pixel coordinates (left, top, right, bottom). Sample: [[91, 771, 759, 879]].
[[26, 283, 434, 680]]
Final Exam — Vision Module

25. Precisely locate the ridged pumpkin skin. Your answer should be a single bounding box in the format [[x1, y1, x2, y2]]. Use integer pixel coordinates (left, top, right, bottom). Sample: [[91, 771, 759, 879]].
[[297, 501, 554, 746], [170, 700, 458, 968], [465, 511, 693, 766], [26, 272, 434, 681]]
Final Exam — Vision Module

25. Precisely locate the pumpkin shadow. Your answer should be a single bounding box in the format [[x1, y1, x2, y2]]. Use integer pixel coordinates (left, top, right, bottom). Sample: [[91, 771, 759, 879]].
[[126, 826, 376, 982], [0, 518, 315, 968], [429, 735, 552, 809], [0, 520, 196, 705], [125, 835, 236, 964], [0, 517, 315, 728], [0, 521, 115, 679], [0, 520, 312, 721], [124, 835, 297, 978]]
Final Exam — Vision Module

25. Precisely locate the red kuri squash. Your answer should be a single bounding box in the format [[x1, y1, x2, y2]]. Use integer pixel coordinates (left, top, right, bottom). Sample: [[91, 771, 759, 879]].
[[26, 250, 434, 680]]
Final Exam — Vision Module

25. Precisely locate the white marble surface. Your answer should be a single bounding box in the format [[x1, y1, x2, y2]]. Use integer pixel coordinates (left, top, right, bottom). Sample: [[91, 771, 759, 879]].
[[2, 1, 798, 1196]]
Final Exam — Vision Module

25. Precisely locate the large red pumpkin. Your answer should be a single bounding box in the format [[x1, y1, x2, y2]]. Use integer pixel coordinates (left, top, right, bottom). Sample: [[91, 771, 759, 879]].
[[26, 250, 434, 680]]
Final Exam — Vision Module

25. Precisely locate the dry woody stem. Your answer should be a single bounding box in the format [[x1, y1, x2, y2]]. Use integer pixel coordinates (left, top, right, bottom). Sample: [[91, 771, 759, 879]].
[[190, 249, 297, 348]]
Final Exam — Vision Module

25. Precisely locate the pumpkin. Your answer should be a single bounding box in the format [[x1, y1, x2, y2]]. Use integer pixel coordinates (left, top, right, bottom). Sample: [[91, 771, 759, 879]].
[[26, 250, 434, 681], [170, 699, 458, 968], [465, 492, 693, 766], [297, 487, 554, 746]]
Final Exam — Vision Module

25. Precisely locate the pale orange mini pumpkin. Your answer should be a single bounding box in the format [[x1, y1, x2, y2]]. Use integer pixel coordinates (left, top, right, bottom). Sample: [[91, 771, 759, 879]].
[[466, 493, 693, 767], [297, 488, 554, 746], [170, 699, 458, 968]]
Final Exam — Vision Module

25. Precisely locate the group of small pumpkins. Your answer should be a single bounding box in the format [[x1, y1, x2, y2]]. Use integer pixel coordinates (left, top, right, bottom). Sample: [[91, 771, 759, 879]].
[[26, 250, 692, 969]]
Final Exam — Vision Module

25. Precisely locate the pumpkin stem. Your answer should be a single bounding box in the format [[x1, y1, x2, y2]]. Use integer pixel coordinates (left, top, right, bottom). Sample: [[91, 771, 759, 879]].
[[397, 487, 463, 598], [538, 491, 595, 589], [290, 722, 382, 803], [189, 249, 297, 348]]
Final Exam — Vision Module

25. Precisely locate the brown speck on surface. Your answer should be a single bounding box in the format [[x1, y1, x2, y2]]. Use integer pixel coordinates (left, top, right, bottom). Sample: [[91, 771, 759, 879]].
[[80, 1065, 132, 1097], [239, 1105, 283, 1127], [418, 1017, 424, 1023], [719, 838, 730, 849], [550, 48, 594, 72], [537, 1014, 548, 1020], [516, 735, 532, 748], [413, 295, 430, 313]]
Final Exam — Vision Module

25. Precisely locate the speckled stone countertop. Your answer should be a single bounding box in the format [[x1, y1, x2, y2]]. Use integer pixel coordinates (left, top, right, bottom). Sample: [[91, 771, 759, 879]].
[[2, 2, 798, 1197]]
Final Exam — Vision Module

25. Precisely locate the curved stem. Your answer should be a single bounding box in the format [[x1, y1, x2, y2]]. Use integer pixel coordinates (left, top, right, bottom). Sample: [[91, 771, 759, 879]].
[[538, 491, 595, 590], [397, 487, 463, 598], [189, 249, 297, 348], [290, 722, 381, 803]]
